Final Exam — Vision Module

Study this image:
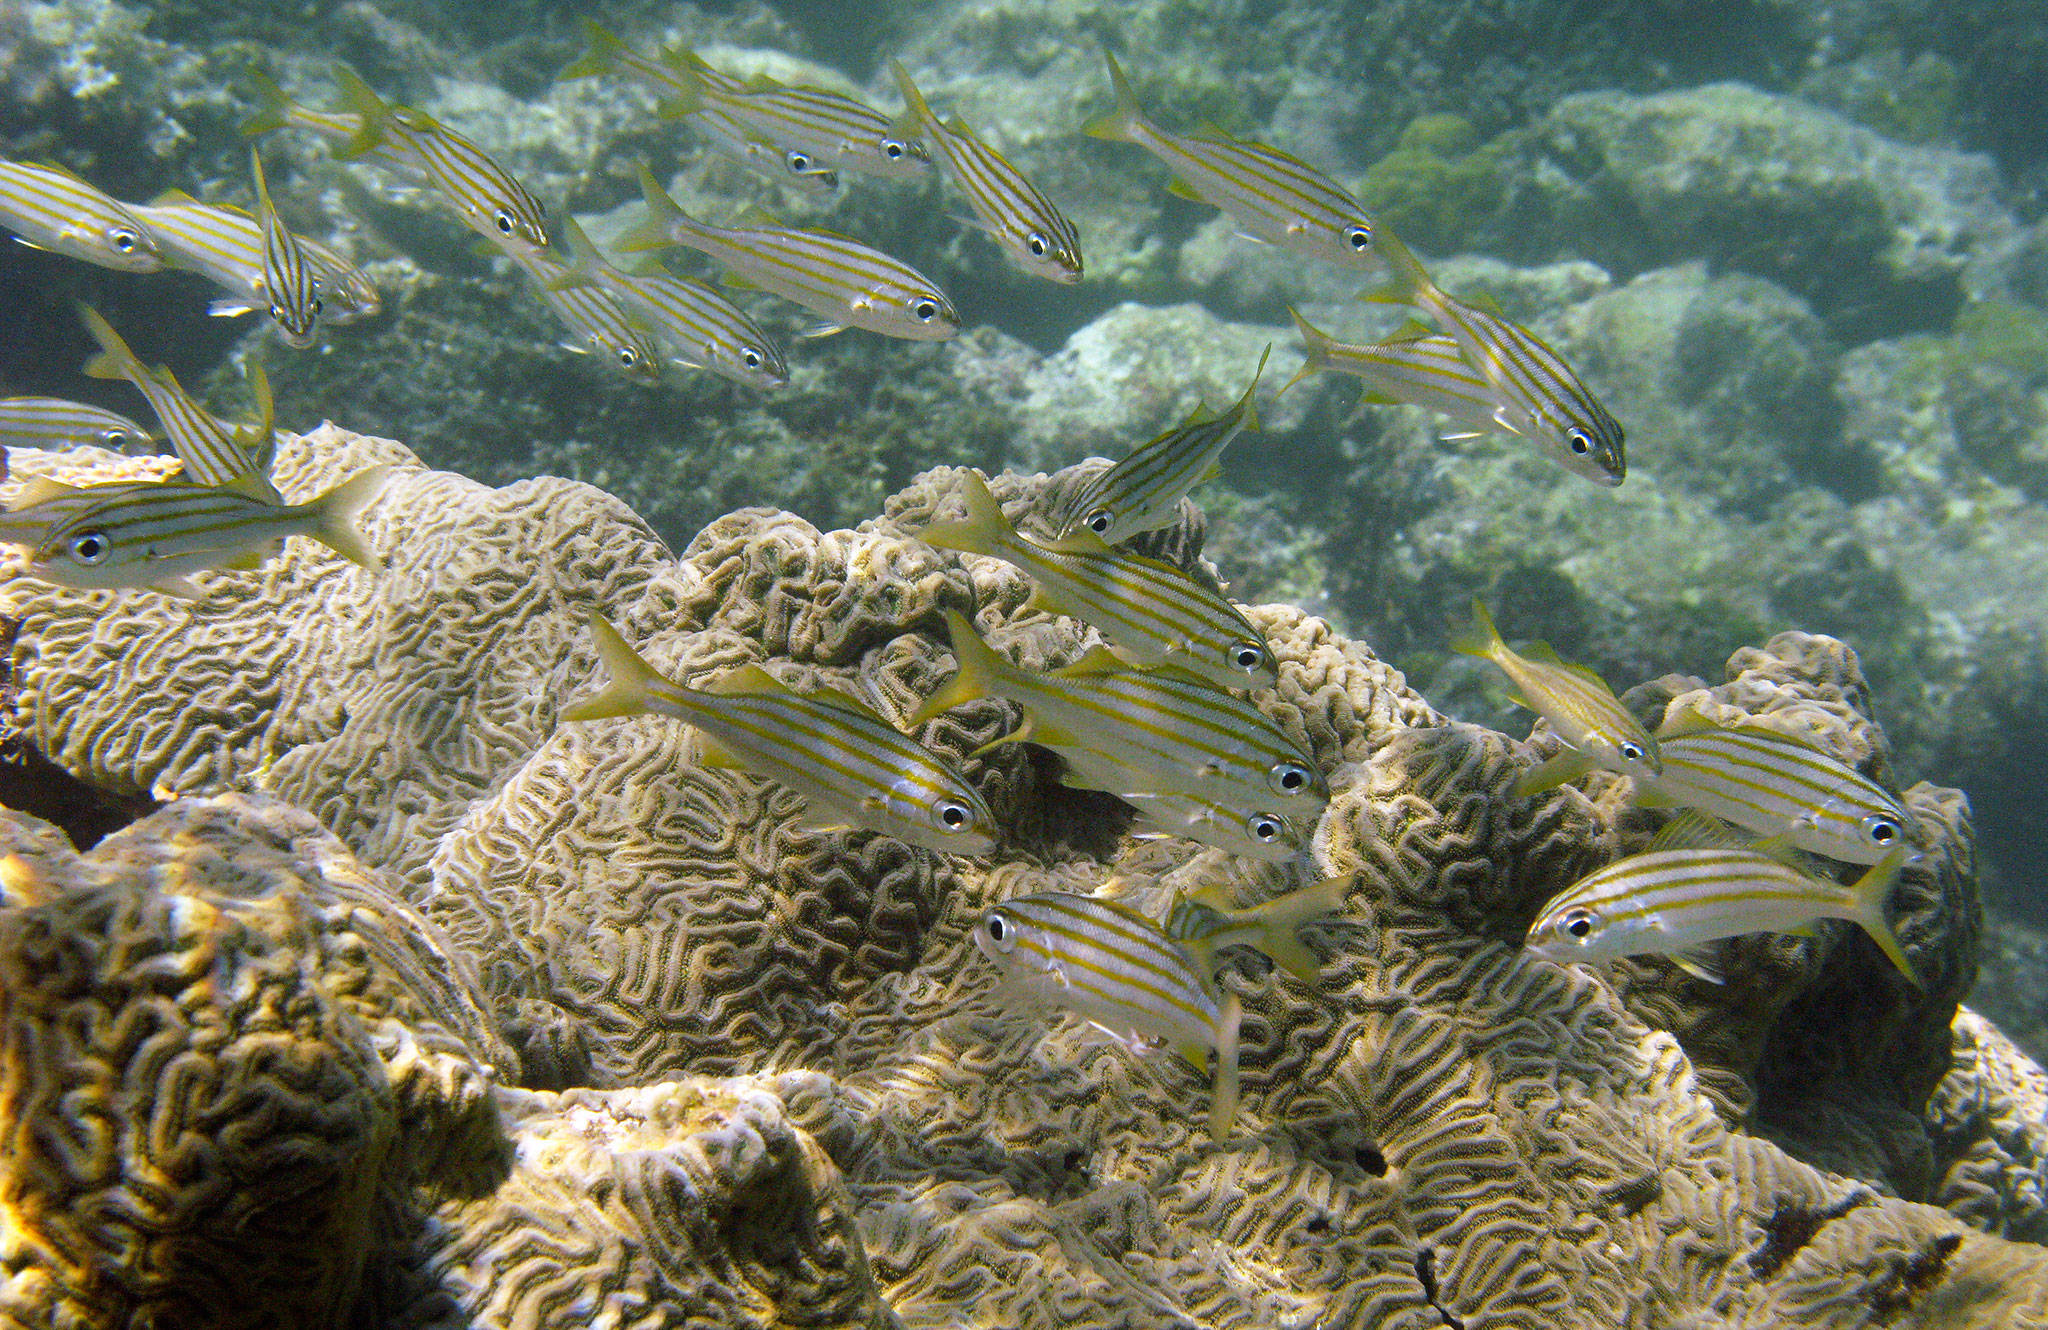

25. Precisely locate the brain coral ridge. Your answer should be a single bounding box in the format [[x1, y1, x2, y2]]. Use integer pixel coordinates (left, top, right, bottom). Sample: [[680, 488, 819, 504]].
[[2, 426, 2047, 1327]]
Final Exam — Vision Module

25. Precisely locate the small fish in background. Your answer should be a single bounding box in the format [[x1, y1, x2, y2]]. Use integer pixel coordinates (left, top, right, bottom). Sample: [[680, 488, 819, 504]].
[[1633, 701, 1919, 865], [1082, 52, 1375, 268], [1122, 791, 1306, 862], [1163, 874, 1353, 981], [563, 614, 997, 856], [621, 166, 958, 341], [1369, 228, 1626, 487], [78, 305, 282, 498], [890, 61, 1081, 284], [558, 20, 840, 195], [242, 70, 428, 178], [498, 242, 662, 384], [1524, 811, 1919, 985], [551, 215, 787, 389], [0, 398, 157, 454], [1060, 347, 1268, 544], [249, 149, 323, 348], [131, 192, 382, 325], [918, 470, 1278, 692], [656, 45, 931, 182], [0, 160, 163, 272], [1450, 600, 1659, 794], [1, 465, 391, 600], [911, 609, 1325, 815], [974, 876, 1346, 1136]]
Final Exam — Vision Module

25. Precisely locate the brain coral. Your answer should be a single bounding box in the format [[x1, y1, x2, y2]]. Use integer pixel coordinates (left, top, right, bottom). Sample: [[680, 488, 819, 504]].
[[2, 425, 2046, 1327]]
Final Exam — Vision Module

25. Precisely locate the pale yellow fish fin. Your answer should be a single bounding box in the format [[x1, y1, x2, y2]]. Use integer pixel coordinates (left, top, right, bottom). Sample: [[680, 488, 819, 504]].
[[968, 721, 1031, 759], [1051, 644, 1131, 679], [1463, 289, 1509, 319], [1283, 306, 1332, 395], [1043, 524, 1119, 558], [149, 187, 203, 207], [146, 574, 205, 600], [558, 18, 626, 81], [707, 662, 788, 697], [304, 464, 389, 571], [1668, 946, 1725, 985], [1237, 873, 1353, 983], [1850, 848, 1919, 987], [1645, 809, 1741, 853], [1446, 598, 1504, 662], [1207, 989, 1242, 1140], [735, 202, 785, 230], [888, 59, 934, 131], [560, 613, 669, 724], [219, 550, 267, 572], [806, 684, 890, 725], [9, 475, 87, 507], [611, 163, 687, 254], [1080, 50, 1147, 144], [76, 303, 141, 382], [1630, 779, 1681, 810], [1236, 343, 1270, 433], [908, 609, 1005, 727], [1164, 176, 1206, 203], [1512, 745, 1596, 796], [917, 470, 1014, 558], [694, 732, 748, 770], [1655, 698, 1724, 739]]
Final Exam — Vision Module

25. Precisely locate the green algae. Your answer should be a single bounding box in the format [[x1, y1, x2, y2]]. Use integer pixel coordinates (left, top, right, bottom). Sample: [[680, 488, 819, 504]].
[[1357, 114, 1509, 252]]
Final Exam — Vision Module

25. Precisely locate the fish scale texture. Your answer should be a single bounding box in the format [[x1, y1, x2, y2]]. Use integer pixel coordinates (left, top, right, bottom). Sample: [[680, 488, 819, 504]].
[[1, 425, 2046, 1326]]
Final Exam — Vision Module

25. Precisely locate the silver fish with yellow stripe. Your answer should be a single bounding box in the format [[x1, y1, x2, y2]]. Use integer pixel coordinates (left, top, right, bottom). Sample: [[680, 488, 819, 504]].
[[3, 466, 390, 600], [621, 166, 957, 340], [975, 877, 1345, 1136], [890, 61, 1080, 284], [1372, 229, 1625, 486], [0, 398, 155, 453], [1083, 53, 1374, 268], [131, 193, 381, 325], [499, 243, 662, 383], [918, 470, 1276, 691], [1124, 792, 1306, 862], [79, 306, 279, 495], [1633, 701, 1918, 865], [1061, 347, 1266, 544], [241, 71, 427, 178], [563, 614, 996, 855], [552, 215, 786, 389], [249, 149, 322, 347], [1525, 813, 1917, 985], [0, 159, 163, 272], [658, 48, 931, 182], [1450, 600, 1658, 793]]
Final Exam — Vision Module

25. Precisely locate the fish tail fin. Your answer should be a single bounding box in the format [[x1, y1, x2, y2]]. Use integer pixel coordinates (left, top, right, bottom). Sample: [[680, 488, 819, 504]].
[[909, 609, 1004, 726], [614, 163, 687, 253], [1281, 307, 1331, 396], [303, 464, 391, 570], [249, 146, 277, 213], [888, 59, 934, 134], [240, 70, 297, 138], [650, 46, 708, 117], [244, 361, 278, 477], [1207, 989, 1242, 1139], [562, 614, 665, 723], [1239, 874, 1352, 983], [1850, 849, 1920, 987], [917, 470, 1014, 558], [1239, 343, 1270, 431], [329, 64, 393, 158], [1447, 599, 1504, 662], [560, 18, 624, 80], [1082, 51, 1146, 143], [77, 304, 142, 382], [1361, 225, 1437, 307]]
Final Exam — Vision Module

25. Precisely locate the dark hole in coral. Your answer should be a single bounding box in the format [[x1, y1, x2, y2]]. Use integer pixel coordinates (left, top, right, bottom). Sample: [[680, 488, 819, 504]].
[[1357, 1144, 1388, 1176], [1601, 1172, 1665, 1216], [1414, 1246, 1465, 1329], [0, 616, 160, 849], [1749, 1193, 1868, 1280], [1306, 1215, 1330, 1234], [1873, 1232, 1963, 1315]]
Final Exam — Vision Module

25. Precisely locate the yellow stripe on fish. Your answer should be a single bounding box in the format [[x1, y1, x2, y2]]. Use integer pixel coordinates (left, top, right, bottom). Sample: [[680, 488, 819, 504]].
[[0, 398, 155, 453], [500, 243, 662, 384], [658, 47, 931, 182], [0, 159, 163, 272], [78, 306, 280, 497], [250, 149, 323, 348], [131, 193, 381, 325], [917, 470, 1277, 691]]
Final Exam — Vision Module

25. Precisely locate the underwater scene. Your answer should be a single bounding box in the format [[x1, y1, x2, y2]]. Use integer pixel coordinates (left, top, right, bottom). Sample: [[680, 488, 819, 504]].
[[2, 0, 2048, 1325]]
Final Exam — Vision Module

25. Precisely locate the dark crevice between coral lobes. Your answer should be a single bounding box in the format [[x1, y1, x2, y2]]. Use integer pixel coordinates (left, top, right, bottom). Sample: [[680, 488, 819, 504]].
[[1749, 1191, 1873, 1281], [0, 614, 160, 849], [1414, 1246, 1466, 1329]]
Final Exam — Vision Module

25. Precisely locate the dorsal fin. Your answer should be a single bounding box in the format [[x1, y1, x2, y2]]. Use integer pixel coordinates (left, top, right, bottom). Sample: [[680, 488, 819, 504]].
[[707, 662, 787, 696]]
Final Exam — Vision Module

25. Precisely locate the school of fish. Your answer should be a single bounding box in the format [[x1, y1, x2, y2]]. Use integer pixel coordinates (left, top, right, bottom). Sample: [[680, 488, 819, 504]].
[[0, 31, 1928, 1135]]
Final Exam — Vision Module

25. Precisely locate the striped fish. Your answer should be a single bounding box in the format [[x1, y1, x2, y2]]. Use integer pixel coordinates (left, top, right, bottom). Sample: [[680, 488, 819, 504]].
[[4, 466, 390, 599], [0, 160, 163, 272], [1289, 310, 1529, 439], [132, 194, 382, 325], [1372, 229, 1625, 486], [1163, 875, 1351, 983], [890, 62, 1080, 284], [249, 150, 322, 347], [1450, 600, 1658, 793], [563, 614, 996, 855], [1123, 791, 1304, 862], [552, 215, 786, 389], [621, 166, 957, 340], [0, 398, 156, 453], [1083, 53, 1374, 268], [917, 470, 1277, 691], [658, 47, 931, 182], [975, 891, 1242, 1136], [559, 20, 838, 194], [500, 243, 662, 383], [1061, 347, 1267, 544], [911, 610, 1324, 818], [1633, 703, 1918, 865], [241, 71, 428, 178], [78, 306, 280, 496], [1525, 828, 1917, 985]]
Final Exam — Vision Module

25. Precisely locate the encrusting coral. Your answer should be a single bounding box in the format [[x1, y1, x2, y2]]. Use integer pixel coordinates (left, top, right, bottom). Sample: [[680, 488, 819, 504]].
[[2, 425, 2047, 1327]]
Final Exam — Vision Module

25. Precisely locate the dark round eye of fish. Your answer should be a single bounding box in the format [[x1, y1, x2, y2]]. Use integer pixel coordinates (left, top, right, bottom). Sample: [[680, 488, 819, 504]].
[[69, 532, 112, 564], [933, 799, 972, 830], [1268, 762, 1315, 796], [102, 429, 132, 448], [1563, 909, 1596, 940], [1026, 232, 1048, 257], [110, 228, 138, 253], [1230, 640, 1269, 673], [787, 150, 813, 173], [883, 140, 906, 160], [983, 910, 1017, 950], [1567, 428, 1594, 455], [493, 209, 516, 236], [912, 299, 939, 322], [742, 349, 763, 369], [1866, 817, 1900, 846], [1248, 813, 1286, 844], [1084, 509, 1112, 534], [1620, 741, 1646, 762], [617, 347, 639, 367], [310, 295, 324, 315], [1344, 226, 1371, 251]]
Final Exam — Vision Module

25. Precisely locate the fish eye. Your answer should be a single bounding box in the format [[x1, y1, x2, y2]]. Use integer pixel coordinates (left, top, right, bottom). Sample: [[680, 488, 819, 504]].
[[1620, 741, 1646, 762], [883, 139, 907, 160], [1344, 226, 1371, 251], [310, 296, 324, 314], [68, 531, 111, 564], [933, 799, 973, 830], [1567, 428, 1593, 455], [101, 429, 132, 447], [1247, 813, 1287, 844], [1026, 232, 1048, 257], [1562, 909, 1597, 941], [1866, 817, 1900, 846], [618, 346, 639, 367], [1084, 509, 1112, 535], [787, 150, 812, 173], [742, 348, 762, 369], [1230, 640, 1270, 674], [983, 909, 1017, 951], [1268, 762, 1315, 796], [111, 228, 138, 253], [494, 209, 516, 236], [912, 298, 939, 322]]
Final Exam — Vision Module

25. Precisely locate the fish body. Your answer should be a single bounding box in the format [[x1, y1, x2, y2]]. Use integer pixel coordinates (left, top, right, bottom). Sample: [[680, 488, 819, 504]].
[[4, 466, 390, 599], [1525, 838, 1918, 985], [240, 71, 427, 178], [249, 150, 323, 347], [659, 49, 931, 181], [918, 470, 1277, 691], [1060, 347, 1266, 543], [563, 615, 997, 855], [0, 160, 163, 272], [0, 398, 156, 453], [890, 61, 1080, 283], [1635, 706, 1917, 864], [553, 216, 786, 389], [913, 610, 1323, 816], [501, 244, 662, 383], [975, 890, 1242, 1135], [1082, 54, 1373, 268], [1122, 792, 1305, 862], [78, 306, 279, 496], [622, 167, 957, 340], [1163, 874, 1352, 983], [1450, 600, 1658, 793], [1373, 230, 1625, 486], [1289, 311, 1520, 438], [132, 195, 381, 324]]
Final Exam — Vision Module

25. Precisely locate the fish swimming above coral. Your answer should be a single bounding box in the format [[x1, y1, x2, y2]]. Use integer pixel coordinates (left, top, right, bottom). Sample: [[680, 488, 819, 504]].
[[1451, 600, 1659, 794], [129, 191, 381, 325], [1083, 52, 1375, 268], [890, 61, 1081, 284], [248, 149, 323, 348], [918, 471, 1277, 691], [656, 45, 932, 183], [1525, 811, 1918, 985], [0, 159, 164, 272], [0, 397, 156, 454], [1059, 347, 1267, 543], [621, 166, 959, 340], [563, 614, 997, 855], [975, 876, 1348, 1137], [496, 241, 663, 384]]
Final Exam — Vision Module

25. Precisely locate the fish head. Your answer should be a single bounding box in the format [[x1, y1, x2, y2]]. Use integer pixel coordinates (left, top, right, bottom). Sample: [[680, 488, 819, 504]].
[[1597, 730, 1661, 778], [1208, 632, 1278, 689], [1524, 899, 1610, 962], [1546, 417, 1625, 487], [866, 132, 932, 179], [1233, 809, 1303, 861], [268, 289, 322, 348], [888, 287, 959, 340], [92, 216, 163, 272], [1011, 226, 1083, 285], [883, 773, 998, 855], [584, 330, 661, 384], [719, 337, 789, 390], [1265, 758, 1328, 802]]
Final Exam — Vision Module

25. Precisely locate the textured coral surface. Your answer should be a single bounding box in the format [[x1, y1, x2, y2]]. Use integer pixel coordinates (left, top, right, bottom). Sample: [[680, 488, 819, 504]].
[[2, 426, 2046, 1328]]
